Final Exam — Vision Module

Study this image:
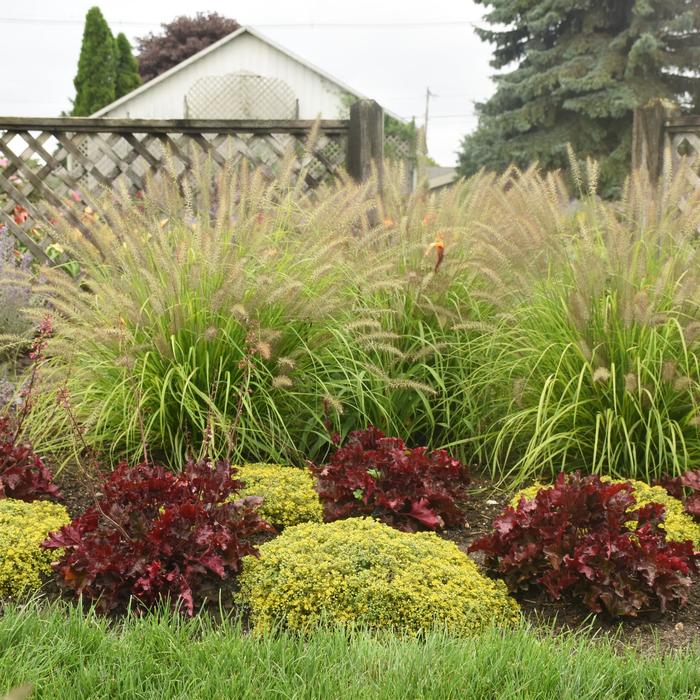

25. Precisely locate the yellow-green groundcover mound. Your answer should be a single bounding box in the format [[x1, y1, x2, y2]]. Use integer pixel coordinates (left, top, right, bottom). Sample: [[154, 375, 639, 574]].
[[0, 499, 70, 598], [512, 478, 700, 547], [236, 463, 323, 528], [238, 517, 520, 635]]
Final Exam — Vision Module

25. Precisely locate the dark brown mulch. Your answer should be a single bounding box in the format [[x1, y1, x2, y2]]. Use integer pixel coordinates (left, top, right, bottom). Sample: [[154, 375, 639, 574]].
[[53, 467, 99, 519], [38, 468, 700, 652]]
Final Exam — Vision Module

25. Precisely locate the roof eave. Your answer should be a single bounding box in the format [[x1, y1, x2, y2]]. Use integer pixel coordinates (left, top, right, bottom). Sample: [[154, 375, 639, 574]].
[[91, 25, 405, 122]]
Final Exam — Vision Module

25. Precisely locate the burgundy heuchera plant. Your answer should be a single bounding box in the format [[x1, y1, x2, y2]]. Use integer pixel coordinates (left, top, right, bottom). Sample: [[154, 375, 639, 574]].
[[470, 472, 698, 618], [43, 459, 273, 615], [310, 426, 469, 532], [0, 415, 62, 501]]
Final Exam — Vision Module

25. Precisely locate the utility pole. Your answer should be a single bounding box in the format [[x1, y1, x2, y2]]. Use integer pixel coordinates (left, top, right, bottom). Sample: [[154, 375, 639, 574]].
[[424, 87, 435, 152]]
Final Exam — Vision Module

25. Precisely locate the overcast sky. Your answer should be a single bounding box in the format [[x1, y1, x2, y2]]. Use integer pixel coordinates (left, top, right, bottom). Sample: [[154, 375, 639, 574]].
[[0, 0, 496, 165]]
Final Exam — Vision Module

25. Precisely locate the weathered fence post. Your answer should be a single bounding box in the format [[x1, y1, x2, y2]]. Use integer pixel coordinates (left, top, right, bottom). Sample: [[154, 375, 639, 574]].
[[631, 99, 679, 184], [347, 100, 384, 187]]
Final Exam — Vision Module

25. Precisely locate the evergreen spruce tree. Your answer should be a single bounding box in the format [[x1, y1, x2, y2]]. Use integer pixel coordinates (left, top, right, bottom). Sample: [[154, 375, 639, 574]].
[[458, 1, 700, 194], [72, 6, 116, 116], [114, 32, 141, 98]]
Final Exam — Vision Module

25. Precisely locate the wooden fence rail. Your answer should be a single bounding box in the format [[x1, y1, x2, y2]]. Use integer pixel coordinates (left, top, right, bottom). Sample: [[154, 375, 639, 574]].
[[0, 100, 385, 264]]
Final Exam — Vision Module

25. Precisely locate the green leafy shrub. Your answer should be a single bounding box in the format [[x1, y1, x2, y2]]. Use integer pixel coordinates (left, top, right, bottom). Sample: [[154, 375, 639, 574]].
[[20, 155, 700, 483], [24, 159, 367, 468], [0, 498, 69, 598], [490, 287, 700, 484], [236, 463, 323, 528], [237, 517, 520, 634], [512, 477, 700, 548]]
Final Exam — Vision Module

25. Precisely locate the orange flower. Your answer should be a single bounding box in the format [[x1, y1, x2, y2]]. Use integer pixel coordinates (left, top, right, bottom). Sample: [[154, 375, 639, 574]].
[[425, 233, 445, 273], [13, 204, 28, 224], [383, 217, 395, 228]]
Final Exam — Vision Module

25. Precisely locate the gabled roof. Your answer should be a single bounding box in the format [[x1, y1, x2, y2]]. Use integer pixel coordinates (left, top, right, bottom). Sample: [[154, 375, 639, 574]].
[[427, 166, 459, 190], [92, 25, 403, 121]]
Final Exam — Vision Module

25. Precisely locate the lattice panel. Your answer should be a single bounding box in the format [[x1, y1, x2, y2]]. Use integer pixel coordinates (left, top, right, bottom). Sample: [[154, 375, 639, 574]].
[[384, 134, 416, 190], [385, 134, 413, 161], [0, 120, 348, 265], [185, 73, 298, 120], [670, 132, 700, 191], [667, 129, 700, 232]]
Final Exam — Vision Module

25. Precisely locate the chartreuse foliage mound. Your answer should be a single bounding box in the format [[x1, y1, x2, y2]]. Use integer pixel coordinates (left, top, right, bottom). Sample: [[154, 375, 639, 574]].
[[0, 499, 69, 598], [512, 477, 700, 547], [236, 463, 322, 528], [237, 517, 520, 634]]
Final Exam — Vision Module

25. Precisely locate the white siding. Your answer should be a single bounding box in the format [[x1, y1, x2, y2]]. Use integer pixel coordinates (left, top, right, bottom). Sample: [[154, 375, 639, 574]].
[[102, 33, 349, 120]]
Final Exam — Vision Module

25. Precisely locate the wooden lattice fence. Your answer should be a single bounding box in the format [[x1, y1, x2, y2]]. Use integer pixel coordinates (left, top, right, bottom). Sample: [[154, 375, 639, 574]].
[[0, 116, 351, 264], [665, 115, 700, 194], [0, 100, 408, 265], [633, 102, 700, 190]]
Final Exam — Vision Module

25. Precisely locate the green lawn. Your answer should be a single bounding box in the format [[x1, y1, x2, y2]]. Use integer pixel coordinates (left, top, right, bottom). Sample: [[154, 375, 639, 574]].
[[0, 601, 699, 699]]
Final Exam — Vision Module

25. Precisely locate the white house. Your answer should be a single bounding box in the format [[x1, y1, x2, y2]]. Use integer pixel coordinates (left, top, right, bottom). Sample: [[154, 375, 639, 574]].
[[92, 25, 401, 122], [79, 28, 415, 191]]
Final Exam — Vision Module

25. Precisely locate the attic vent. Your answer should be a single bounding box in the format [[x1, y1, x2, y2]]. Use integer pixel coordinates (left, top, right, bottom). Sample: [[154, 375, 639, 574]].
[[184, 72, 299, 119]]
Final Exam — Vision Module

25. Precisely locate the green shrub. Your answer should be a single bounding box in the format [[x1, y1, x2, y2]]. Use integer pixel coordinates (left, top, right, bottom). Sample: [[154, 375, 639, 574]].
[[512, 477, 700, 547], [237, 517, 521, 634], [462, 165, 700, 483], [490, 287, 700, 484], [25, 160, 472, 469], [236, 463, 322, 528], [24, 159, 367, 468], [22, 156, 700, 482], [0, 498, 69, 597]]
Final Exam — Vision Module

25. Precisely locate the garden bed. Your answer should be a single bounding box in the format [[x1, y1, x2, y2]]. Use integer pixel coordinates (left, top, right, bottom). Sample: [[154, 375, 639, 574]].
[[3, 159, 700, 696], [41, 468, 700, 653]]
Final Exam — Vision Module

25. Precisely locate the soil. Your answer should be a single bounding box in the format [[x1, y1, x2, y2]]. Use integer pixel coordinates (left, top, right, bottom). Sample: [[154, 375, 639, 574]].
[[39, 469, 700, 652], [53, 468, 99, 519]]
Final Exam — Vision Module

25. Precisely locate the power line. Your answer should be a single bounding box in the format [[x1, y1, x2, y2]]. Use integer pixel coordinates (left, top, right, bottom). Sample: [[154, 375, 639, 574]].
[[0, 16, 156, 26], [256, 20, 480, 28], [409, 113, 478, 121], [428, 113, 478, 118], [0, 16, 480, 28]]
